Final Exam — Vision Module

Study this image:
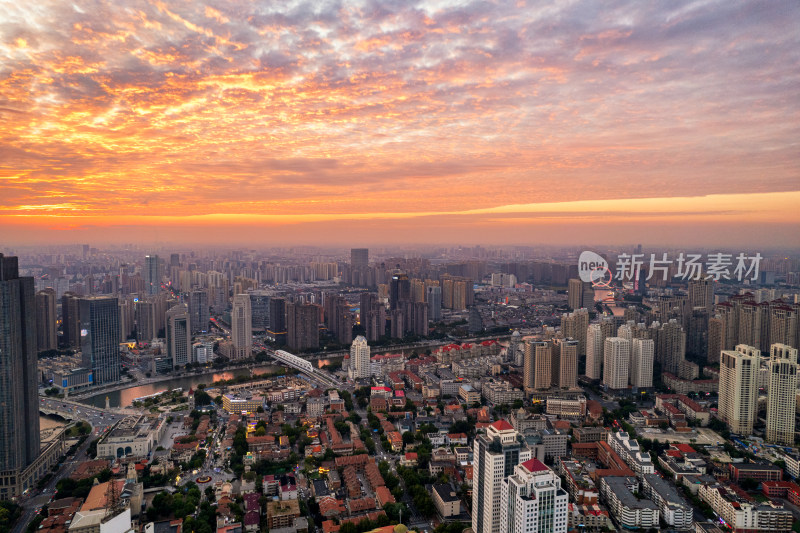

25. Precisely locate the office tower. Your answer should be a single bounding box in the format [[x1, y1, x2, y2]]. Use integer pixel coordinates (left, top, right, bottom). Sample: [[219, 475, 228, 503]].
[[427, 285, 442, 321], [555, 338, 578, 389], [231, 294, 253, 359], [80, 296, 120, 385], [360, 293, 386, 342], [766, 344, 798, 445], [35, 288, 58, 352], [268, 297, 287, 344], [144, 255, 161, 295], [688, 279, 714, 311], [500, 458, 568, 533], [718, 344, 761, 435], [287, 302, 319, 351], [166, 304, 191, 368], [348, 335, 370, 380], [61, 291, 81, 349], [561, 308, 589, 356], [249, 291, 271, 332], [630, 338, 654, 389], [603, 337, 630, 390], [135, 298, 156, 343], [350, 248, 368, 268], [188, 289, 210, 334], [389, 273, 411, 310], [472, 420, 532, 533], [586, 324, 603, 379], [708, 315, 726, 363], [0, 254, 40, 500]]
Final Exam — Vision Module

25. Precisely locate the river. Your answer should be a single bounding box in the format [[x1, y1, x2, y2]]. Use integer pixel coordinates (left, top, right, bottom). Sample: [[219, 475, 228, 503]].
[[80, 364, 285, 408]]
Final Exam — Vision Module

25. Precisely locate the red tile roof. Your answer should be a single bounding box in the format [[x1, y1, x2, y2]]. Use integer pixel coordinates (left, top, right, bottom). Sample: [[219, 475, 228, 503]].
[[490, 419, 513, 431], [521, 458, 549, 473]]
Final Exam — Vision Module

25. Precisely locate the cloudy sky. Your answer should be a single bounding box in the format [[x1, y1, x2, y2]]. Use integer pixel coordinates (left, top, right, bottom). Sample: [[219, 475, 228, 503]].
[[1, 0, 798, 246]]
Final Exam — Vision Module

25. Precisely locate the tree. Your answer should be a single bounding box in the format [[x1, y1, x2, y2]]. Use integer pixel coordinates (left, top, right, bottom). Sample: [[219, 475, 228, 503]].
[[194, 390, 211, 406], [740, 477, 759, 491]]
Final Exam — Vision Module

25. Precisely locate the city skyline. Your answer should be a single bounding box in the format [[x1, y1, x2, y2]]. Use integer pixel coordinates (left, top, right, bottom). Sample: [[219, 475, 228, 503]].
[[1, 1, 799, 246]]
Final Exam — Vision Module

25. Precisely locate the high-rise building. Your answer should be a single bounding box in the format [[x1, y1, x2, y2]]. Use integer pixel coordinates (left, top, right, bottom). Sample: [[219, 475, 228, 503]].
[[603, 337, 630, 391], [688, 279, 714, 311], [348, 336, 370, 380], [135, 298, 156, 343], [655, 319, 686, 375], [561, 309, 589, 356], [119, 297, 135, 341], [708, 315, 726, 363], [586, 323, 603, 380], [500, 458, 569, 533], [324, 294, 353, 345], [567, 278, 594, 311], [166, 304, 191, 368], [389, 273, 411, 310], [249, 291, 271, 332], [360, 293, 385, 342], [0, 254, 40, 500], [522, 340, 542, 392], [144, 255, 161, 295], [267, 297, 287, 344], [770, 306, 798, 350], [287, 302, 319, 351], [718, 344, 761, 435], [555, 338, 578, 389], [350, 248, 368, 268], [188, 289, 210, 334], [472, 420, 533, 533], [80, 296, 121, 385], [231, 294, 253, 359], [35, 288, 58, 353], [427, 285, 442, 321], [766, 344, 798, 445], [533, 341, 552, 390], [61, 291, 81, 349], [630, 338, 654, 389]]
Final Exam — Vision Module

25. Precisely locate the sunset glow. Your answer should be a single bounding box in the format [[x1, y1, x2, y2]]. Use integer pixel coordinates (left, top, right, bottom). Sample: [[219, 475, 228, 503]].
[[1, 0, 798, 245]]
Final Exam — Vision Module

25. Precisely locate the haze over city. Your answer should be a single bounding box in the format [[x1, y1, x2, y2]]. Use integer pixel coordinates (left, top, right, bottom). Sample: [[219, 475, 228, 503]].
[[1, 1, 799, 246]]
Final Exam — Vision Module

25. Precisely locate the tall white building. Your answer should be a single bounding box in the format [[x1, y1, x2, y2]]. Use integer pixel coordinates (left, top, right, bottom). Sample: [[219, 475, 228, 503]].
[[586, 324, 604, 380], [766, 344, 798, 445], [630, 338, 654, 389], [500, 458, 568, 533], [603, 337, 630, 390], [166, 303, 191, 368], [718, 344, 761, 435], [472, 420, 532, 533], [348, 335, 371, 380], [231, 294, 253, 360]]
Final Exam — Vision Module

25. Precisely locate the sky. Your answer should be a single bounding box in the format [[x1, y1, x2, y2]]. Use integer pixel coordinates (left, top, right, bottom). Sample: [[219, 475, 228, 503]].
[[1, 0, 799, 247]]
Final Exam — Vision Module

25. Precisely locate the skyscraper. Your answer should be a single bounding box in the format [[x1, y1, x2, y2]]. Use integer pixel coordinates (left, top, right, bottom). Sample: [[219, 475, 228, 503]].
[[61, 291, 81, 349], [555, 338, 578, 389], [389, 273, 411, 310], [523, 339, 549, 392], [603, 337, 630, 391], [350, 248, 368, 268], [249, 291, 271, 332], [561, 308, 589, 356], [231, 294, 253, 359], [166, 303, 192, 368], [0, 254, 40, 500], [500, 458, 568, 533], [718, 344, 761, 435], [268, 297, 287, 344], [766, 344, 798, 445], [348, 335, 370, 380], [707, 315, 726, 363], [426, 285, 442, 321], [80, 296, 120, 385], [472, 420, 532, 533], [630, 338, 654, 389], [144, 255, 162, 295], [567, 278, 593, 311], [688, 279, 714, 311], [359, 292, 385, 342], [35, 288, 58, 352], [188, 289, 210, 334], [287, 301, 319, 351], [586, 323, 603, 380]]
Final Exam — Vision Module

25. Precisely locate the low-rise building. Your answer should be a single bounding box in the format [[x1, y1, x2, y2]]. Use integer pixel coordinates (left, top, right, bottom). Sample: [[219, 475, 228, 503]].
[[481, 379, 523, 405], [96, 415, 167, 459], [607, 431, 655, 476], [699, 482, 793, 533], [546, 396, 586, 418], [641, 473, 693, 529], [458, 384, 480, 404], [432, 484, 461, 518], [600, 477, 659, 530]]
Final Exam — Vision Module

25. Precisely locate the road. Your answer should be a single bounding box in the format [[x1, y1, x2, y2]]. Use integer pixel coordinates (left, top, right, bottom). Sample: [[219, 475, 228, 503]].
[[12, 424, 96, 533]]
